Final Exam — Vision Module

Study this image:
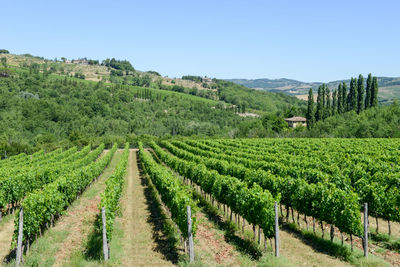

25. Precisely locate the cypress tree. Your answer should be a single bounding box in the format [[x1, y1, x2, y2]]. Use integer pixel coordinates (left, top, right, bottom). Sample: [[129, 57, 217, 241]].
[[315, 85, 323, 121], [353, 77, 358, 111], [349, 78, 354, 110], [325, 86, 331, 118], [342, 82, 348, 112], [347, 78, 354, 111], [306, 88, 315, 128], [332, 89, 337, 115], [337, 84, 343, 113], [371, 76, 379, 107], [357, 74, 364, 114], [365, 73, 372, 109], [349, 78, 358, 111]]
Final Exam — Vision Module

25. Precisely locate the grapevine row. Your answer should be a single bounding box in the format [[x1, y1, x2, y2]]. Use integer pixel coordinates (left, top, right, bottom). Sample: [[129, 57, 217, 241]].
[[138, 142, 197, 238], [160, 140, 363, 236], [0, 145, 92, 212], [13, 144, 117, 245], [99, 143, 129, 242], [150, 141, 277, 238], [181, 139, 400, 223]]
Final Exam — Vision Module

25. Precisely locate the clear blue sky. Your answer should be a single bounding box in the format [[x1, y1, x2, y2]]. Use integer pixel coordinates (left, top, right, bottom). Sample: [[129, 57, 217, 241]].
[[2, 0, 399, 82]]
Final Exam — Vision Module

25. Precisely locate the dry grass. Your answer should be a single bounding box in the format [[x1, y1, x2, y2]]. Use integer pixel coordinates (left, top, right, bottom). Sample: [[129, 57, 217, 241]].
[[279, 227, 351, 267], [62, 64, 110, 81], [1, 54, 110, 82], [295, 93, 318, 101], [280, 208, 394, 266], [366, 213, 399, 239], [0, 213, 15, 264], [0, 54, 46, 67], [161, 77, 211, 91], [118, 149, 175, 266]]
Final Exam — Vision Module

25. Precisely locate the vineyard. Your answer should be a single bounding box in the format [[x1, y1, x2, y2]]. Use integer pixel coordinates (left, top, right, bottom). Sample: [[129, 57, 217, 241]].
[[0, 139, 399, 266]]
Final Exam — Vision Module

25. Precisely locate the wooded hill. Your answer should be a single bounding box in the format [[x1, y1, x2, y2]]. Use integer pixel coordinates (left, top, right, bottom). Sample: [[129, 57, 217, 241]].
[[0, 52, 305, 155], [0, 53, 305, 113]]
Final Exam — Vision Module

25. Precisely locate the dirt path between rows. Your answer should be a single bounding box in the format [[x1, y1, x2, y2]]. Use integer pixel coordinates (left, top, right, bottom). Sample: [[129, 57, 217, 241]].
[[51, 150, 122, 266], [194, 212, 243, 266], [118, 149, 174, 266], [0, 214, 15, 264], [283, 209, 398, 266], [279, 228, 351, 267], [195, 199, 353, 267]]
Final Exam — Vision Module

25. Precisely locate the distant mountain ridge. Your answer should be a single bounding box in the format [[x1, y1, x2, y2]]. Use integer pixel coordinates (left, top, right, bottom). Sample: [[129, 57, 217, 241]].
[[227, 77, 400, 103]]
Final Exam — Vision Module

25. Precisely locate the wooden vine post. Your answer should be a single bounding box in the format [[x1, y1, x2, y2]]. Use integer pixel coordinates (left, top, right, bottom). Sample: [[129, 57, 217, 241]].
[[274, 202, 279, 257], [16, 208, 24, 267], [102, 207, 109, 261], [187, 205, 194, 263], [364, 202, 368, 257]]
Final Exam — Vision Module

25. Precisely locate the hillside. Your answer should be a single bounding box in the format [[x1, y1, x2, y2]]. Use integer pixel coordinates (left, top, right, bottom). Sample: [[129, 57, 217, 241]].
[[2, 52, 398, 150], [0, 67, 239, 153], [0, 53, 305, 111], [0, 54, 210, 89], [228, 77, 400, 104], [0, 52, 307, 155]]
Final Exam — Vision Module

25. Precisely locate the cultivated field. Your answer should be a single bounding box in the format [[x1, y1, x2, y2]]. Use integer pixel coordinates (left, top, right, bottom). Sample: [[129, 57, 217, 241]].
[[1, 139, 399, 266]]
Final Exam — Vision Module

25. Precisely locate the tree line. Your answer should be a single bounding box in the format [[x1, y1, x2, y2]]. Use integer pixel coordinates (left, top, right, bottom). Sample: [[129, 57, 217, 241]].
[[102, 58, 135, 72], [306, 74, 379, 127]]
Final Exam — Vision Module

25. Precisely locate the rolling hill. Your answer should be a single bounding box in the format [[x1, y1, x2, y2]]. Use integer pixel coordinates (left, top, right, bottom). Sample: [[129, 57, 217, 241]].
[[0, 52, 305, 112], [0, 51, 306, 155], [227, 77, 400, 103]]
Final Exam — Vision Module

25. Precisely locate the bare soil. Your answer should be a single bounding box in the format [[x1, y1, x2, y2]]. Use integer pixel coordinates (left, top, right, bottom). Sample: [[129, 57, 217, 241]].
[[194, 212, 242, 266]]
